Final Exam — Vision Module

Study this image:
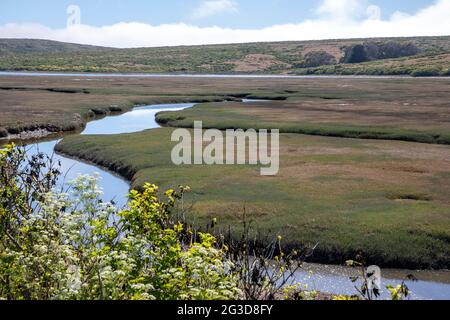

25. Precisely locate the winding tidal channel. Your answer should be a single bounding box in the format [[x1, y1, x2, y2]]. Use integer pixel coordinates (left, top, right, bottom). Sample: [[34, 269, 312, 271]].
[[24, 103, 194, 208]]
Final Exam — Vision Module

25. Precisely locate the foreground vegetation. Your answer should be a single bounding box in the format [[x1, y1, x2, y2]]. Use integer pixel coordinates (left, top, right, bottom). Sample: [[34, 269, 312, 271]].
[[1, 36, 449, 76], [0, 145, 414, 300], [0, 145, 277, 300]]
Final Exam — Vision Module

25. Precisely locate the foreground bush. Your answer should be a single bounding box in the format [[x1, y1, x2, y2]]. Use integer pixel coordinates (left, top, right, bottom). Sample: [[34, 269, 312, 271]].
[[0, 145, 239, 300]]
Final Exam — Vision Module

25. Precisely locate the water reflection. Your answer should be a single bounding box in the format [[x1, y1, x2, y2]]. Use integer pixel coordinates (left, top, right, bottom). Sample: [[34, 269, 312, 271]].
[[292, 263, 450, 300], [82, 104, 194, 135]]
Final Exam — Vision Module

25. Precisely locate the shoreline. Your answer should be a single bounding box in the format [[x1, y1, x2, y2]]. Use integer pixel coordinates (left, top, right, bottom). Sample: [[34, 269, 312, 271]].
[[53, 148, 131, 186], [1, 70, 450, 79]]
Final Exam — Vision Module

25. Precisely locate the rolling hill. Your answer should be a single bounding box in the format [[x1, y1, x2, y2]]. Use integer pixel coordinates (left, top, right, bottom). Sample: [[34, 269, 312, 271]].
[[0, 36, 449, 76], [0, 39, 113, 55]]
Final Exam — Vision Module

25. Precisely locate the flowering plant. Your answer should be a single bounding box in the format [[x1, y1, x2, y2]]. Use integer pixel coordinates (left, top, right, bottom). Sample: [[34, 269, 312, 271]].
[[0, 145, 239, 300]]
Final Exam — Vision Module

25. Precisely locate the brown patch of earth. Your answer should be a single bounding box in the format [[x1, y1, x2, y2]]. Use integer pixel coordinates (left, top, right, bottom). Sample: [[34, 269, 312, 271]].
[[231, 54, 291, 72]]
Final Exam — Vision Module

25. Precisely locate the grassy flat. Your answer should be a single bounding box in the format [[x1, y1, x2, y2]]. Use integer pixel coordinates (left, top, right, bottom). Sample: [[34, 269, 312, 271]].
[[56, 128, 450, 268], [3, 75, 449, 143], [158, 78, 450, 145]]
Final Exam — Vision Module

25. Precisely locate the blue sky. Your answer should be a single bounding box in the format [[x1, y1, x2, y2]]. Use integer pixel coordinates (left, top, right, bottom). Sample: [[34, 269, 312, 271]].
[[0, 0, 449, 47], [0, 0, 436, 29]]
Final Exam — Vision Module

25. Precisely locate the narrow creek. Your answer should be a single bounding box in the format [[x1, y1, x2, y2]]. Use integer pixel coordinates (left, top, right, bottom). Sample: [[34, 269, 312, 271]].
[[24, 103, 194, 207], [16, 101, 450, 300]]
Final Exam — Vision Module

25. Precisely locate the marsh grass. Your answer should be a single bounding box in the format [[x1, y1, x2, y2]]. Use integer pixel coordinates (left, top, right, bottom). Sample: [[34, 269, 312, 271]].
[[56, 129, 450, 269]]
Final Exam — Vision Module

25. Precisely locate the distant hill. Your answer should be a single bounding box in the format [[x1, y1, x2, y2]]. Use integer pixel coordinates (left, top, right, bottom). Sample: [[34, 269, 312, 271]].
[[0, 39, 113, 55], [0, 36, 449, 76]]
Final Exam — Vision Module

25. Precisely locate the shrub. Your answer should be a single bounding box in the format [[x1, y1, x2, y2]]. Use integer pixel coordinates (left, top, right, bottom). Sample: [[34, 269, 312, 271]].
[[411, 67, 442, 77], [108, 105, 123, 113], [342, 44, 368, 63], [0, 128, 7, 138], [441, 68, 450, 76], [90, 108, 108, 115], [375, 42, 420, 59], [342, 42, 420, 64], [437, 134, 450, 145], [300, 51, 337, 68], [0, 144, 240, 300]]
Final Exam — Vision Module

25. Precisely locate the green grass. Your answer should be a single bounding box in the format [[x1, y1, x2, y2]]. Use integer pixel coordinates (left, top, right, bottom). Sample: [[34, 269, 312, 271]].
[[156, 99, 450, 146], [56, 129, 450, 269]]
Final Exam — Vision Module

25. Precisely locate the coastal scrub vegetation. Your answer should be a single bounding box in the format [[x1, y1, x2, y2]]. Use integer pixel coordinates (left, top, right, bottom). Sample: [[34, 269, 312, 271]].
[[0, 36, 449, 76], [341, 42, 421, 64], [0, 144, 239, 300]]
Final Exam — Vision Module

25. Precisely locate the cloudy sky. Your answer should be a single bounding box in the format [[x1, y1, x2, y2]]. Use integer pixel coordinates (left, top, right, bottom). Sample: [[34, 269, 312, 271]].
[[0, 0, 449, 47]]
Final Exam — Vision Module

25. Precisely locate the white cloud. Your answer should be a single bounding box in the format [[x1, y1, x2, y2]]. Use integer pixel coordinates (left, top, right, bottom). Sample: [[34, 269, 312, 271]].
[[366, 5, 381, 20], [191, 0, 239, 19], [316, 0, 363, 20], [0, 0, 449, 48]]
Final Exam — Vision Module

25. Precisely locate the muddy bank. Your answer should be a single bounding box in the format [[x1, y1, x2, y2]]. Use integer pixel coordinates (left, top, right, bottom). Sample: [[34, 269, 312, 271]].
[[0, 105, 129, 142], [54, 143, 137, 183]]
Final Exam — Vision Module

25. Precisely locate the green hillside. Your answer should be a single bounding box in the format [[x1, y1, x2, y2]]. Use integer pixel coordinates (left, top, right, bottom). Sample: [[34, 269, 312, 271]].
[[0, 38, 113, 55], [0, 36, 449, 76]]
